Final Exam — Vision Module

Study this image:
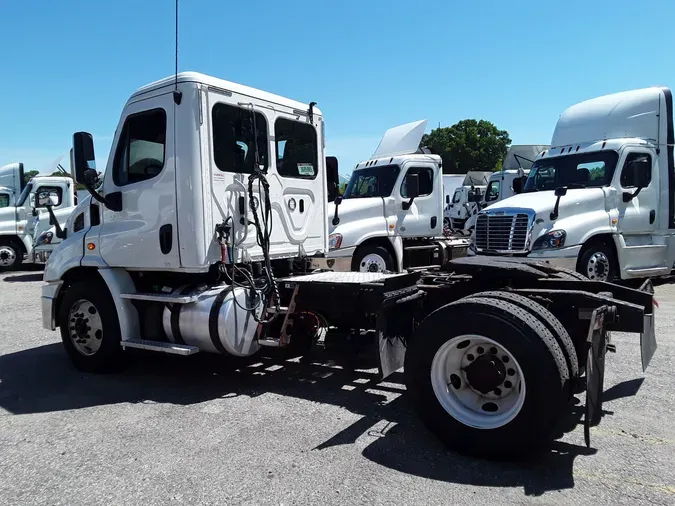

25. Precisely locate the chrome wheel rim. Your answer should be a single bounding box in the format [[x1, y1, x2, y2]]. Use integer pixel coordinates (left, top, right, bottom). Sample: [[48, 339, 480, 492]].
[[359, 253, 387, 273], [586, 251, 610, 281], [0, 246, 17, 267], [68, 299, 104, 356], [430, 334, 526, 429]]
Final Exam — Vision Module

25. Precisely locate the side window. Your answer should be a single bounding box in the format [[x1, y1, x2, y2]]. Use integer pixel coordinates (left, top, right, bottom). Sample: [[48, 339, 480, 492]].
[[452, 189, 462, 203], [35, 186, 63, 207], [113, 108, 167, 186], [275, 118, 318, 179], [401, 167, 434, 197], [486, 181, 500, 202], [212, 103, 268, 174], [620, 153, 652, 188], [0, 194, 9, 208], [576, 161, 607, 186]]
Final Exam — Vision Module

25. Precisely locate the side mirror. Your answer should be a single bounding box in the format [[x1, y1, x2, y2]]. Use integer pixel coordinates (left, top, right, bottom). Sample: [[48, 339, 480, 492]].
[[326, 156, 340, 202], [36, 191, 58, 208], [632, 159, 651, 188], [73, 132, 97, 186], [469, 192, 482, 203], [445, 194, 450, 204], [554, 186, 568, 197], [405, 173, 420, 199], [512, 176, 524, 194]]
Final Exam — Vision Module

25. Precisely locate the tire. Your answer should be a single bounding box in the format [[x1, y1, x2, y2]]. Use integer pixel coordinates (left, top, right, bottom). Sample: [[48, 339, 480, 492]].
[[351, 245, 395, 273], [404, 296, 569, 458], [578, 241, 616, 282], [465, 291, 579, 380], [551, 267, 588, 281], [0, 239, 24, 272], [58, 279, 126, 373]]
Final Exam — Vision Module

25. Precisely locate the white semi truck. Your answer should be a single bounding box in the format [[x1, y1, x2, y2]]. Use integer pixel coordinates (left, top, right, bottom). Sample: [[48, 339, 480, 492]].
[[472, 87, 675, 283], [40, 71, 657, 458], [0, 162, 76, 270], [322, 120, 470, 273]]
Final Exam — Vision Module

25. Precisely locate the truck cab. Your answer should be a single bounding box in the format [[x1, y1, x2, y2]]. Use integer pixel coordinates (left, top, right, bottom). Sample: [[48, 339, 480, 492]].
[[325, 120, 469, 272], [0, 164, 76, 270], [444, 184, 485, 229], [472, 87, 675, 282]]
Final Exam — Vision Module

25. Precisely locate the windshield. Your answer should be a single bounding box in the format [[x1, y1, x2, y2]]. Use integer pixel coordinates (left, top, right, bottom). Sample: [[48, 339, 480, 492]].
[[16, 182, 33, 207], [343, 164, 400, 198], [524, 151, 619, 192]]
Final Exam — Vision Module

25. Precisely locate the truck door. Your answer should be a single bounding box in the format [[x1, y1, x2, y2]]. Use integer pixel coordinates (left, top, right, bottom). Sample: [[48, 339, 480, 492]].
[[0, 190, 16, 236], [616, 148, 662, 271], [396, 163, 442, 238], [97, 92, 180, 269]]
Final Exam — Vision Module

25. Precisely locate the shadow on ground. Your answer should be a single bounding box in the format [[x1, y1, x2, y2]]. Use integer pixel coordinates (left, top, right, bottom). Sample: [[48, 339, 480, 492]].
[[3, 272, 44, 283], [0, 340, 643, 496]]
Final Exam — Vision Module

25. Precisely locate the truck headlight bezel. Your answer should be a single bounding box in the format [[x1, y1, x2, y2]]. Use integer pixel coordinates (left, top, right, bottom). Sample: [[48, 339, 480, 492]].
[[328, 233, 342, 250], [532, 229, 566, 251], [36, 231, 54, 246]]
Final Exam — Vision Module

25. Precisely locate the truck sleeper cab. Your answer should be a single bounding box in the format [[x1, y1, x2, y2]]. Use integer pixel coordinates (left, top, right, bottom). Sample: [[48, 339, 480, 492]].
[[41, 72, 658, 461], [473, 87, 675, 282]]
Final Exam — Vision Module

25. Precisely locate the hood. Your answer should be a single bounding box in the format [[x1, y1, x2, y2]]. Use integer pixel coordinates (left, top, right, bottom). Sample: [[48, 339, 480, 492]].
[[483, 188, 607, 218], [329, 197, 385, 234], [372, 119, 427, 158]]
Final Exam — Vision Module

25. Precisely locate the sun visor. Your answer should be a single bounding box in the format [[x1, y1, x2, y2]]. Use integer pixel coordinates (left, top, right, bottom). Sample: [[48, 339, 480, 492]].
[[372, 119, 428, 158]]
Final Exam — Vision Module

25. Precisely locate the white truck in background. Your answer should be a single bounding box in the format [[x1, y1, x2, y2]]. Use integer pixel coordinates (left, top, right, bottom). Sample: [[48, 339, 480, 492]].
[[463, 145, 550, 231], [444, 183, 486, 229], [38, 71, 658, 460], [473, 87, 675, 282], [0, 162, 76, 270], [324, 120, 470, 272]]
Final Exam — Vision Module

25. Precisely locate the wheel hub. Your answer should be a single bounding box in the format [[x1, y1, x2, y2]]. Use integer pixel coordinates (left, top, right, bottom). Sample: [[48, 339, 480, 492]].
[[0, 247, 16, 267], [68, 299, 104, 356], [586, 252, 610, 281], [360, 254, 386, 273], [464, 353, 506, 394]]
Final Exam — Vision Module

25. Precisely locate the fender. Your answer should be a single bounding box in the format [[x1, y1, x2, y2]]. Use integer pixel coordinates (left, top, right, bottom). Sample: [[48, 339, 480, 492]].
[[388, 235, 403, 272], [97, 268, 141, 343]]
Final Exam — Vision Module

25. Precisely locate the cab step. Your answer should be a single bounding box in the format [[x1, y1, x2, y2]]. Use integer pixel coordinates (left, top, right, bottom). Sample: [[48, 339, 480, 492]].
[[120, 339, 199, 355], [119, 292, 200, 304]]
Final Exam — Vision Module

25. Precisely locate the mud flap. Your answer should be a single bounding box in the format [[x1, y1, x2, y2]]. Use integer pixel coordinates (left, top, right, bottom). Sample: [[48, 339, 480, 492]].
[[638, 278, 657, 373], [376, 290, 425, 380], [584, 305, 609, 448]]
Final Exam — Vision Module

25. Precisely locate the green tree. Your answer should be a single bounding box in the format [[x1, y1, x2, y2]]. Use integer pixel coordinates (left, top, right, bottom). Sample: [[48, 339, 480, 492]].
[[421, 119, 512, 174], [23, 170, 40, 183]]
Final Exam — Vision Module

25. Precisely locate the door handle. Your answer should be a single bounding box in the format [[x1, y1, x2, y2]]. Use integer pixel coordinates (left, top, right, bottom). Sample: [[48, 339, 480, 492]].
[[650, 210, 655, 224], [431, 216, 437, 229]]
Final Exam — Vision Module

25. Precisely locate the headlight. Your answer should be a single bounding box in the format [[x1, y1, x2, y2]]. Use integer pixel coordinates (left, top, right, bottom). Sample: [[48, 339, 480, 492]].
[[328, 233, 342, 249], [532, 229, 566, 250], [36, 231, 53, 246]]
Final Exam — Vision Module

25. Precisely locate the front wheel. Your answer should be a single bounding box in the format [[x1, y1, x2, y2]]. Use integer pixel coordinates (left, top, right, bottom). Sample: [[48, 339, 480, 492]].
[[0, 240, 23, 272], [58, 280, 126, 373], [351, 245, 395, 273], [578, 241, 616, 281], [405, 296, 569, 458]]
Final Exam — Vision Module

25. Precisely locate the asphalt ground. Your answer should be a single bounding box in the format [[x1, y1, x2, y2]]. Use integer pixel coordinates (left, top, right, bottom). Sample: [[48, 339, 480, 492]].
[[1, 267, 674, 505]]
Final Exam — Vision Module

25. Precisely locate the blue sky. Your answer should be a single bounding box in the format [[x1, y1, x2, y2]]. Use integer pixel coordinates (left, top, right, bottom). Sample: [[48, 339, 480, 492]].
[[2, 0, 675, 176]]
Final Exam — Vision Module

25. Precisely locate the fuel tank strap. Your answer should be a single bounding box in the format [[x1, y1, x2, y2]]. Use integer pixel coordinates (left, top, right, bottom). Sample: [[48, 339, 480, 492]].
[[209, 287, 234, 355], [169, 286, 193, 345]]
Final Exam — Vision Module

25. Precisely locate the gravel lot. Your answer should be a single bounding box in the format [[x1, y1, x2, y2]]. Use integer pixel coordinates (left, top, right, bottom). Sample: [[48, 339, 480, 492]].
[[1, 267, 675, 505]]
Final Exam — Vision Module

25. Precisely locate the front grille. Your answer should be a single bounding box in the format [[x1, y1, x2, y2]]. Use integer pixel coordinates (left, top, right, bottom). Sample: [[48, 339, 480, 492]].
[[475, 213, 530, 253]]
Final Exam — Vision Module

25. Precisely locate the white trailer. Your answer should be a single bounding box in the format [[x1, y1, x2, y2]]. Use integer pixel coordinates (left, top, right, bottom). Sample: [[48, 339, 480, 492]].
[[0, 162, 76, 270], [40, 72, 657, 458], [473, 87, 675, 283]]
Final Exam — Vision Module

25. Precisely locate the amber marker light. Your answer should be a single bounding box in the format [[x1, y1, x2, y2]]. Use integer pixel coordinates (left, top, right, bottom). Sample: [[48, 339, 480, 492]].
[[87, 243, 96, 251]]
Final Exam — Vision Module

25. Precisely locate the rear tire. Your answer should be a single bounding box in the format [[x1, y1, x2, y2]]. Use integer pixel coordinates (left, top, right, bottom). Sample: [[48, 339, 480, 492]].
[[58, 280, 126, 373], [465, 291, 579, 382], [405, 296, 569, 458]]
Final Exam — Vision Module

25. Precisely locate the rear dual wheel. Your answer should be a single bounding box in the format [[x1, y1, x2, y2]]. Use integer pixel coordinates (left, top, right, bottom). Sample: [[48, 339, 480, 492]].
[[405, 295, 572, 458]]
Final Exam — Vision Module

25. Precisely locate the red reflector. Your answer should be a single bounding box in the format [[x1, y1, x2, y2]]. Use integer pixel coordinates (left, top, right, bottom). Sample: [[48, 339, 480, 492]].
[[654, 299, 659, 308]]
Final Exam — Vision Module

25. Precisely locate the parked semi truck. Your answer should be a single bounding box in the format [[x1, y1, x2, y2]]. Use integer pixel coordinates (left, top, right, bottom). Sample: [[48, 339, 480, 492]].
[[473, 87, 675, 283], [0, 162, 76, 270], [41, 72, 657, 458], [322, 120, 470, 273]]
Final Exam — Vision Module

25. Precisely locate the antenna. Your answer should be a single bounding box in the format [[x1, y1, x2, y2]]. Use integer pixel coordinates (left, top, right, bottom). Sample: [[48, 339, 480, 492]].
[[173, 0, 182, 105]]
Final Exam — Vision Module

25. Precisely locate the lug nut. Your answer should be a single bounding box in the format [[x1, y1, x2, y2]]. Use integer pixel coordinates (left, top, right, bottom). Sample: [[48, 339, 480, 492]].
[[502, 355, 510, 363], [504, 380, 512, 388], [507, 368, 515, 376], [493, 388, 502, 396], [490, 347, 497, 355], [477, 346, 484, 354], [467, 354, 475, 361]]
